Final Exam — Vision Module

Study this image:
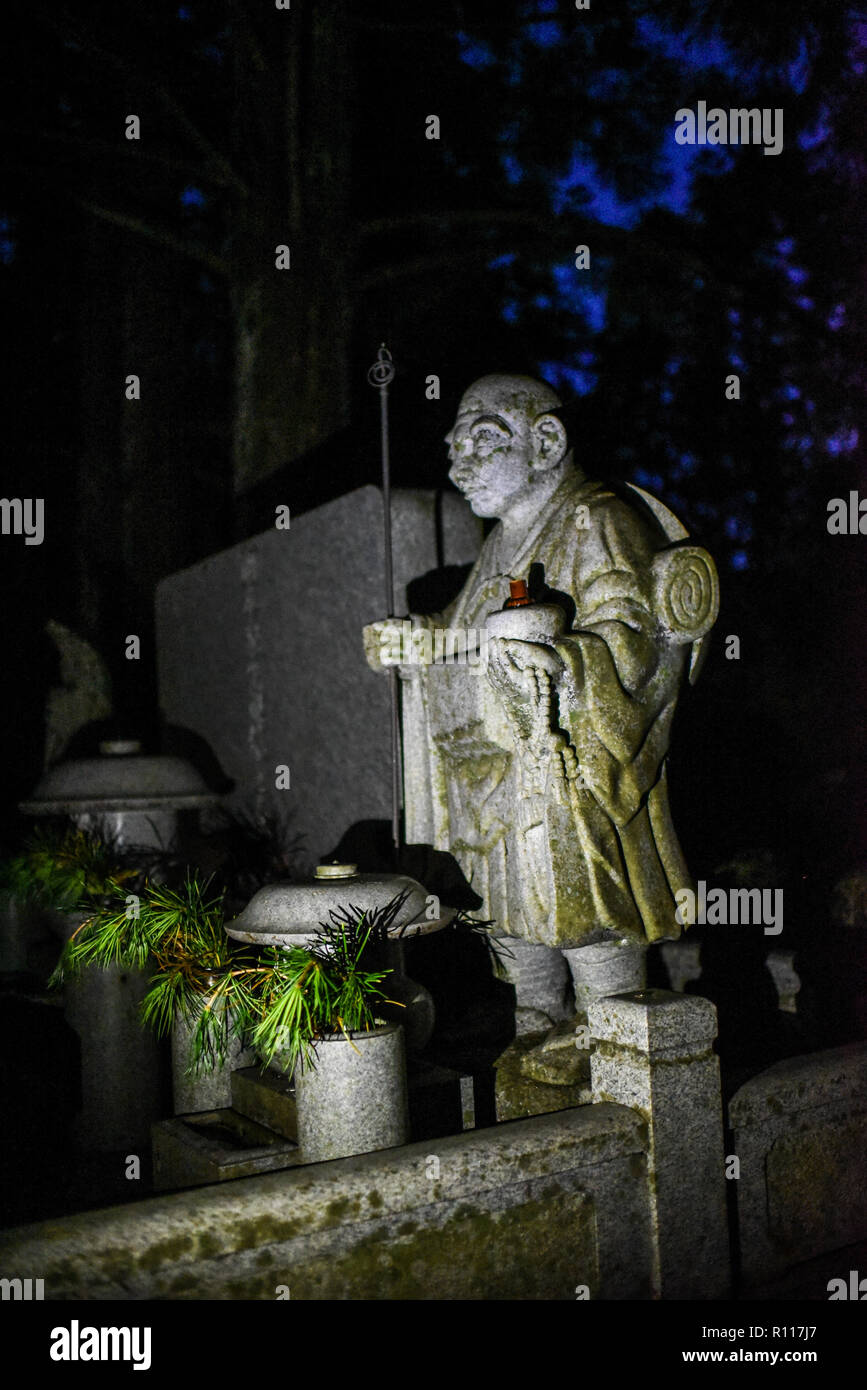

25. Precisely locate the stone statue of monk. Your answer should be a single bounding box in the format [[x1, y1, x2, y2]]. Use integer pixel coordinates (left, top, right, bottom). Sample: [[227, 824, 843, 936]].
[[364, 374, 719, 1057]]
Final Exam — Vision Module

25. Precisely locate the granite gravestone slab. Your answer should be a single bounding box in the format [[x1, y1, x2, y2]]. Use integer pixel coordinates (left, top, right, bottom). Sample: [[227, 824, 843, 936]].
[[156, 486, 481, 868]]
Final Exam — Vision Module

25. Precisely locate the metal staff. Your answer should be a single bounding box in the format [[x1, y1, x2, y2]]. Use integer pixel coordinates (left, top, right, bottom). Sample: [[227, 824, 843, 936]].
[[367, 345, 402, 854]]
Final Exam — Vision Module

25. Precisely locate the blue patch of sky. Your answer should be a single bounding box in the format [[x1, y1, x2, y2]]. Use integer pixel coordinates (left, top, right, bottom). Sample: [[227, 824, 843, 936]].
[[181, 185, 207, 209], [506, 56, 523, 88], [587, 69, 625, 101], [456, 31, 496, 69], [501, 152, 525, 186], [788, 38, 811, 95], [725, 516, 753, 541], [551, 149, 641, 226], [798, 109, 831, 151], [526, 21, 563, 49], [553, 137, 706, 227], [826, 428, 859, 455], [537, 361, 597, 397], [633, 468, 666, 491], [635, 13, 733, 71], [552, 261, 607, 332], [0, 214, 15, 265]]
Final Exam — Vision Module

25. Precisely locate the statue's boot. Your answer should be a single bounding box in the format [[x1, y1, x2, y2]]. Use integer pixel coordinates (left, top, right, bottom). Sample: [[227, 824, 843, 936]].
[[518, 938, 647, 1086], [493, 935, 573, 1035]]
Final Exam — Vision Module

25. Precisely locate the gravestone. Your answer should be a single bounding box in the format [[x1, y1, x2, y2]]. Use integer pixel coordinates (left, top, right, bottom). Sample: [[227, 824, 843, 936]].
[[156, 487, 481, 869]]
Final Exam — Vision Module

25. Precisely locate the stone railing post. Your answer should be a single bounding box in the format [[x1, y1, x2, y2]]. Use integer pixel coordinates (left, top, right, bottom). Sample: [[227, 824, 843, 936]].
[[588, 988, 729, 1299]]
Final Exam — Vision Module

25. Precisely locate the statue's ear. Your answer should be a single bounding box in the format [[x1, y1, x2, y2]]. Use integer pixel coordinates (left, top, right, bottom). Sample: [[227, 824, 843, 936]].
[[531, 413, 568, 469]]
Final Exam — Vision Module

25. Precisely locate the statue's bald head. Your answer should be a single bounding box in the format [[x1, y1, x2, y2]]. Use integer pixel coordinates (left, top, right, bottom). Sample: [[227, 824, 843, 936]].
[[457, 374, 563, 422], [446, 373, 575, 520]]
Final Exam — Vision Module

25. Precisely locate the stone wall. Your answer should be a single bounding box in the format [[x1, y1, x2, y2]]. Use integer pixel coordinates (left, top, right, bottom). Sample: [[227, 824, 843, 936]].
[[0, 991, 732, 1301], [730, 1042, 867, 1289], [4, 997, 862, 1298], [0, 1104, 650, 1301]]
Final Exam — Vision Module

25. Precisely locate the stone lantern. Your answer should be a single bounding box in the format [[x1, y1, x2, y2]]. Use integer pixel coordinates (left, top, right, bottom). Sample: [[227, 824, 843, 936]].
[[19, 740, 220, 1153], [20, 738, 217, 854], [225, 864, 455, 1162]]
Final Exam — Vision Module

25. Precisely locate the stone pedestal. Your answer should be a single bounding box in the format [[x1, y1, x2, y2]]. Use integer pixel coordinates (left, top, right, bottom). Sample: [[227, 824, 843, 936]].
[[294, 1024, 409, 1164], [152, 1109, 299, 1191], [64, 955, 163, 1153], [231, 1066, 298, 1141], [589, 989, 729, 1299], [494, 1031, 591, 1122], [171, 1012, 256, 1116], [20, 746, 219, 1152]]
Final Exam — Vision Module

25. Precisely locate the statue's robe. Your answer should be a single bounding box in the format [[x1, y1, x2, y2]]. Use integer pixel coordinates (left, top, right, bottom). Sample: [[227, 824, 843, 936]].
[[400, 471, 699, 949]]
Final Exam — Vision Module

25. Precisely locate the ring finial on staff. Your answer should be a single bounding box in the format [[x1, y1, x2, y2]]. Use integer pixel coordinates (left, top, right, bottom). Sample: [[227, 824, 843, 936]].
[[367, 343, 395, 388]]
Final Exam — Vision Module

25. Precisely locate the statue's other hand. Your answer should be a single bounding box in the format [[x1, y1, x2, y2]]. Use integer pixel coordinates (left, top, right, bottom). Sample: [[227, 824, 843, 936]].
[[486, 636, 562, 701], [362, 618, 407, 671]]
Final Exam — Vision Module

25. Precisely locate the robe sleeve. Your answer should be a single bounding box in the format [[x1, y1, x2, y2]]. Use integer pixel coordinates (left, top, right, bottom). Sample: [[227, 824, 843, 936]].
[[554, 495, 682, 825]]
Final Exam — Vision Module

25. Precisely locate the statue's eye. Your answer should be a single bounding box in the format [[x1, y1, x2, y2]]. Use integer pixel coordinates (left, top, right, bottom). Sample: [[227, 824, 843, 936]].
[[471, 427, 505, 453]]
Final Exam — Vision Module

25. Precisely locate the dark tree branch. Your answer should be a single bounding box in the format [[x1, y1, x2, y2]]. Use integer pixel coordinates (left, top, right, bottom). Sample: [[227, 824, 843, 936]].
[[31, 2, 250, 200], [354, 248, 521, 292], [0, 122, 234, 187], [360, 209, 558, 238], [77, 200, 228, 276]]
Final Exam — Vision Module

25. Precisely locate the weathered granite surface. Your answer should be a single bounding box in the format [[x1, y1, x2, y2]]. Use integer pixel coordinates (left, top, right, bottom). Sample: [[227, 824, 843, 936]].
[[495, 1030, 590, 1121], [171, 1012, 255, 1116], [0, 1103, 649, 1300], [231, 1066, 297, 1140], [590, 989, 729, 1299], [156, 487, 481, 868], [294, 1024, 409, 1164], [152, 1109, 299, 1191], [730, 1041, 867, 1287]]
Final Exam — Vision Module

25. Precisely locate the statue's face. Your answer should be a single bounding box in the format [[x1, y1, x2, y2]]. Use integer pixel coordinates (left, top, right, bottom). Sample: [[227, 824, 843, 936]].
[[446, 395, 537, 519], [445, 377, 565, 518]]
